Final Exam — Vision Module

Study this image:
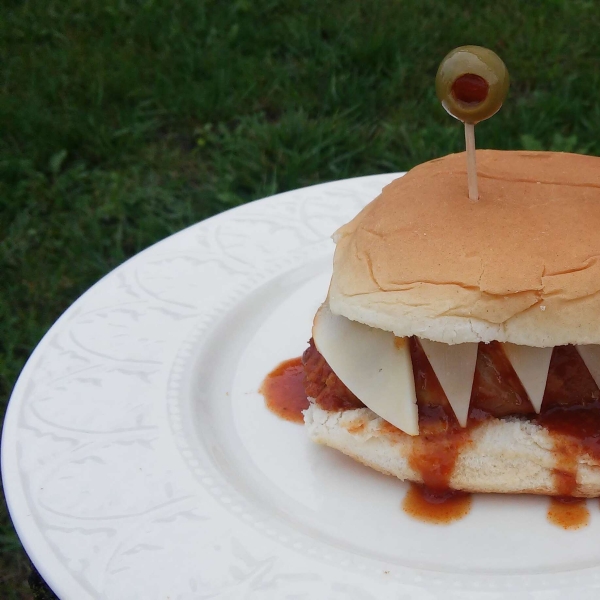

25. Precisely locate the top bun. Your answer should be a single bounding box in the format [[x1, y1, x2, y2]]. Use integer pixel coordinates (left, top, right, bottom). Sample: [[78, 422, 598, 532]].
[[329, 150, 600, 347]]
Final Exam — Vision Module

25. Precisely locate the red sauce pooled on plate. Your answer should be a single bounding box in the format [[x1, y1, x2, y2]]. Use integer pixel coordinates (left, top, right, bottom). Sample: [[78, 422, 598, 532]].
[[402, 483, 472, 524], [547, 497, 589, 530], [260, 357, 308, 423]]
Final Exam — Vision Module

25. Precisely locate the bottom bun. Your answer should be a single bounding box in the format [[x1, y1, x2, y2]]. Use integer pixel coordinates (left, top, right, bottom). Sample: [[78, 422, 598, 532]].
[[303, 402, 600, 498]]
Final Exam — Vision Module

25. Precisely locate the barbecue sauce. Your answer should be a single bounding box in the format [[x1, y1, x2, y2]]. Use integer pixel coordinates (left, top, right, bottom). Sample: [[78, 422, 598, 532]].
[[469, 341, 534, 417], [537, 346, 600, 493], [408, 338, 471, 489], [402, 483, 472, 524], [403, 338, 474, 522], [260, 357, 308, 423], [547, 497, 589, 530], [264, 340, 600, 529], [302, 339, 364, 411], [535, 346, 600, 527]]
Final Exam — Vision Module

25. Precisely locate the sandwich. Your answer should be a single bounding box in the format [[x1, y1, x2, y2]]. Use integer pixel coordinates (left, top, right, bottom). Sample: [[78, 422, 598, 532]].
[[303, 149, 600, 498]]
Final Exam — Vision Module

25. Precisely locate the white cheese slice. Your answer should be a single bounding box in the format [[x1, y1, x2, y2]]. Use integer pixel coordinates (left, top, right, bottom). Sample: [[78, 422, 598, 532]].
[[312, 305, 419, 436], [502, 344, 553, 413], [418, 339, 478, 427], [576, 345, 600, 390]]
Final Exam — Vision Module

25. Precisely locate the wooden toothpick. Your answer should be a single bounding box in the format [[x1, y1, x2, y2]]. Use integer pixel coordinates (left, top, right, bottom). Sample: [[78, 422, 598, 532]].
[[437, 48, 510, 202], [464, 122, 478, 201]]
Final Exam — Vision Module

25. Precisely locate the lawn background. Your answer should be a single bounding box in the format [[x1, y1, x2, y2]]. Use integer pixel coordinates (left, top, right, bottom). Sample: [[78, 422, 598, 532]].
[[2, 0, 600, 597]]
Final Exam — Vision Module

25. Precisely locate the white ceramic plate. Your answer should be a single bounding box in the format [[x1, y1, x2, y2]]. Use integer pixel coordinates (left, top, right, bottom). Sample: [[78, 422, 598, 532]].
[[4, 174, 600, 600]]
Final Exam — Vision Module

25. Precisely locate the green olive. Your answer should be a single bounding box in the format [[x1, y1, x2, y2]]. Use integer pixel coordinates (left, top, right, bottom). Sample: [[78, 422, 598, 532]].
[[435, 46, 509, 124]]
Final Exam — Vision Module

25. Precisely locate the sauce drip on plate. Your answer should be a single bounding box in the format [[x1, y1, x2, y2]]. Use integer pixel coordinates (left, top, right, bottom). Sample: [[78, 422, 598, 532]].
[[402, 483, 472, 525], [536, 346, 600, 527], [547, 497, 589, 530], [260, 357, 307, 423], [405, 338, 473, 522], [266, 342, 600, 529]]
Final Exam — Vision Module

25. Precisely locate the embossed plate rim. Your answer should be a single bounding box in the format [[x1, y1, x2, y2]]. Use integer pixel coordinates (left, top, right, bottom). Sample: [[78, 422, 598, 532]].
[[4, 172, 600, 600], [1, 174, 396, 600]]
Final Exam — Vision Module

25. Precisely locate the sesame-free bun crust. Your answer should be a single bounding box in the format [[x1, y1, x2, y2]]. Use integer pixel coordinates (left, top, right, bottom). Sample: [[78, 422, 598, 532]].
[[304, 402, 600, 497], [329, 150, 600, 346]]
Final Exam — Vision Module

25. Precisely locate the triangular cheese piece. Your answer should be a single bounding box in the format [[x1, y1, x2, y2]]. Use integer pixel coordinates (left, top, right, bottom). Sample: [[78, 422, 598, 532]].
[[418, 339, 478, 427], [312, 305, 419, 435], [576, 345, 600, 390], [502, 344, 552, 413]]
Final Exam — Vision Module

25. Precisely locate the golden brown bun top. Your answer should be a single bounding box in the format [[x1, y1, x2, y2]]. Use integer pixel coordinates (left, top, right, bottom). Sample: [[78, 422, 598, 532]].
[[329, 150, 600, 346]]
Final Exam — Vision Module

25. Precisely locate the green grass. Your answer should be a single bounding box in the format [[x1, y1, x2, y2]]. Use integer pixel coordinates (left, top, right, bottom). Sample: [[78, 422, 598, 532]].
[[2, 0, 600, 596]]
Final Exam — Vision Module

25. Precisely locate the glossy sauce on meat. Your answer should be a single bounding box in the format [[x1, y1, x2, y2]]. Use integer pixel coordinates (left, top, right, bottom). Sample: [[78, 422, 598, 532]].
[[531, 345, 600, 528], [469, 341, 534, 418], [471, 344, 600, 527], [260, 357, 308, 423], [302, 340, 364, 411], [400, 338, 474, 522], [270, 339, 600, 529], [411, 342, 600, 529], [537, 346, 600, 496], [409, 338, 471, 487]]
